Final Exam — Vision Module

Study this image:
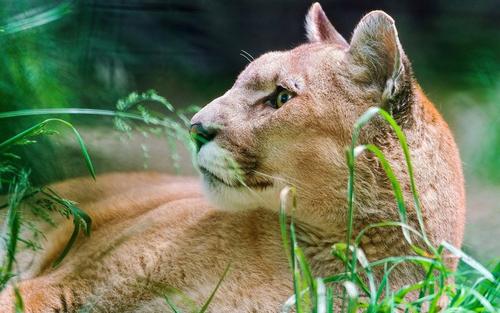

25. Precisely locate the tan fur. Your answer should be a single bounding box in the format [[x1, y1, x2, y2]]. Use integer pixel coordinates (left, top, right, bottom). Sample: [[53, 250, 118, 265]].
[[0, 3, 465, 312]]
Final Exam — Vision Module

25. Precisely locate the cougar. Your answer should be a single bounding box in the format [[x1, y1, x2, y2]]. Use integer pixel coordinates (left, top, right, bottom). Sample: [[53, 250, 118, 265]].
[[0, 3, 465, 312]]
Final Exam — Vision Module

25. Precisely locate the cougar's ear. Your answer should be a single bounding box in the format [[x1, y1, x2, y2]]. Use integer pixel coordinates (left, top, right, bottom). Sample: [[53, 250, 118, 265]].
[[305, 3, 348, 48], [348, 11, 411, 112]]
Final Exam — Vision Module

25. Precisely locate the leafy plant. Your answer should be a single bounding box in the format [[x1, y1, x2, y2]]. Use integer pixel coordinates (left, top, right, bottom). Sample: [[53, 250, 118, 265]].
[[0, 90, 202, 312], [0, 117, 95, 313]]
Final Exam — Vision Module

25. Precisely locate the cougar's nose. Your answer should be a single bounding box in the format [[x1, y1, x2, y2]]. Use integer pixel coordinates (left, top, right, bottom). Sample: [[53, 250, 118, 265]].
[[189, 123, 217, 151]]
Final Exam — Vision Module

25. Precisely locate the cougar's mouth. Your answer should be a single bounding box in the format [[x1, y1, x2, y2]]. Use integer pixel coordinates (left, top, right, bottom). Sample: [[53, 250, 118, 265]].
[[199, 165, 273, 190], [196, 141, 274, 190], [199, 166, 236, 187]]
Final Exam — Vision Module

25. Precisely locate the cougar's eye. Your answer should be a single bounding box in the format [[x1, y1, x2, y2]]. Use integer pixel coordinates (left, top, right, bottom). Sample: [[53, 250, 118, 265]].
[[265, 86, 294, 109], [276, 90, 293, 107]]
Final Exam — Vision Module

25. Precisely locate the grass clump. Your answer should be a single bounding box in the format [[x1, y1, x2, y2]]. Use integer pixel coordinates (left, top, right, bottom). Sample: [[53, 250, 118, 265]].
[[279, 107, 499, 313], [0, 118, 95, 279], [0, 99, 497, 313], [0, 90, 202, 311], [0, 117, 95, 312]]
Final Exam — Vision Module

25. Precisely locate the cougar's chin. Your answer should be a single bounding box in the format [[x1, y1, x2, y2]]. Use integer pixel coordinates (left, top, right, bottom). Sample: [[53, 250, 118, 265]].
[[197, 141, 243, 187], [202, 178, 283, 212], [196, 141, 280, 211]]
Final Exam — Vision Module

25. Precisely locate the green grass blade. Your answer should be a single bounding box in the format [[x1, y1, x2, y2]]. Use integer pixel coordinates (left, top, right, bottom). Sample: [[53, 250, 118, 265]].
[[316, 277, 327, 313], [326, 286, 333, 313], [14, 286, 24, 313], [375, 109, 429, 245], [0, 122, 46, 152], [355, 222, 424, 247], [0, 108, 153, 123], [331, 244, 371, 296], [164, 295, 183, 313], [0, 1, 72, 35], [343, 281, 359, 313], [198, 262, 231, 313], [323, 273, 350, 284], [418, 245, 445, 312], [357, 144, 411, 244], [0, 170, 29, 287], [353, 247, 377, 310], [281, 295, 297, 313], [369, 256, 439, 269], [279, 186, 307, 313], [0, 118, 96, 179], [290, 222, 304, 313], [279, 186, 294, 268], [50, 119, 96, 180], [349, 107, 433, 249], [458, 285, 497, 312], [441, 242, 494, 281], [51, 217, 80, 267], [295, 245, 316, 309], [42, 188, 92, 267]]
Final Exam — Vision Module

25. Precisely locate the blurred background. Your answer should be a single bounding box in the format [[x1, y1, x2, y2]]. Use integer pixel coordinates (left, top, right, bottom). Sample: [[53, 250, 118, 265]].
[[0, 0, 498, 262]]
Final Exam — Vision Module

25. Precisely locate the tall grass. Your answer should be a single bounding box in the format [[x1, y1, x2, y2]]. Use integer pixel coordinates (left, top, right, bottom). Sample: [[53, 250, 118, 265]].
[[0, 116, 95, 312], [0, 90, 204, 312], [279, 107, 499, 313], [0, 99, 498, 312]]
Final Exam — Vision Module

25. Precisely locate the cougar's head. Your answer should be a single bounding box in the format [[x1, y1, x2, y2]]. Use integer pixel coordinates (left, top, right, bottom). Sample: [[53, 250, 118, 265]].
[[190, 3, 416, 229]]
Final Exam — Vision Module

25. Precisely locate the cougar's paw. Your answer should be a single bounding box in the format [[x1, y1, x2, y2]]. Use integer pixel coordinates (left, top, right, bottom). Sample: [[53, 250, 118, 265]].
[[1, 281, 66, 313]]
